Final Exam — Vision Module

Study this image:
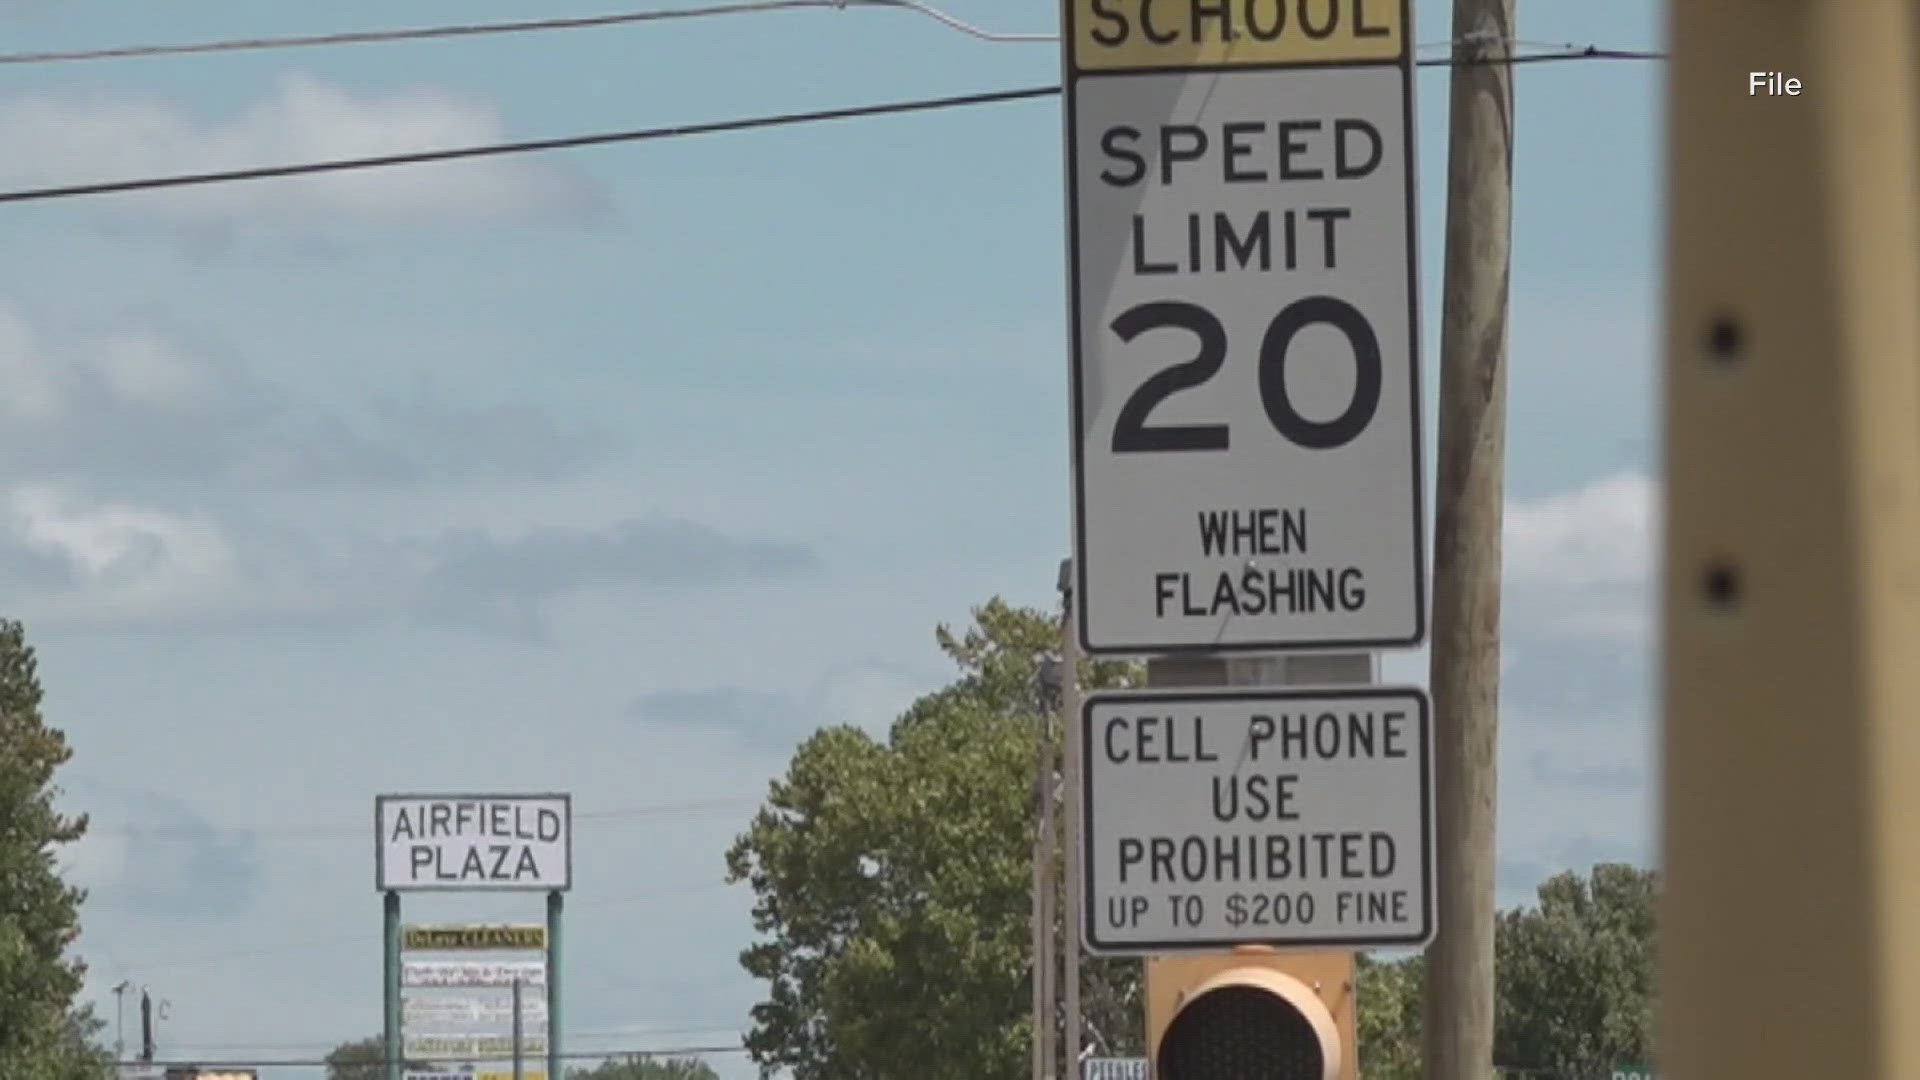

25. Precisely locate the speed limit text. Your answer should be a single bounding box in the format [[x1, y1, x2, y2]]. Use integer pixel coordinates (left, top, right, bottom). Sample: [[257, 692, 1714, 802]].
[[1101, 118, 1382, 276]]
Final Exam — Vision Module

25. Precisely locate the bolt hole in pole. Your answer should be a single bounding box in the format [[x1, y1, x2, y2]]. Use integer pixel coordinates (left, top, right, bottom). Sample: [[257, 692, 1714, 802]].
[[1706, 314, 1743, 361], [1703, 561, 1742, 608], [1701, 316, 1744, 614]]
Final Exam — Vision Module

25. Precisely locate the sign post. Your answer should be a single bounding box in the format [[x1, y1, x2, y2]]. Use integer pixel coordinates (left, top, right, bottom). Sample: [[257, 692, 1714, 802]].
[[511, 978, 524, 1080], [546, 890, 562, 1080], [384, 892, 401, 1080], [1058, 0, 1426, 1070], [1062, 0, 1424, 658], [378, 794, 571, 1080]]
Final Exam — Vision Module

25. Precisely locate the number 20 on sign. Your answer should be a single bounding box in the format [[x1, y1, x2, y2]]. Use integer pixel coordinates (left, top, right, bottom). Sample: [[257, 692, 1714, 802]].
[[1062, 0, 1424, 655]]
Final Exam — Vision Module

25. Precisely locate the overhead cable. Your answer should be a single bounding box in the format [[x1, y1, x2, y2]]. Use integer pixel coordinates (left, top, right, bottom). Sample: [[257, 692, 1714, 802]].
[[116, 1045, 749, 1068], [0, 0, 1047, 65], [0, 85, 1058, 206], [86, 797, 758, 839], [0, 51, 1664, 208], [112, 881, 727, 973]]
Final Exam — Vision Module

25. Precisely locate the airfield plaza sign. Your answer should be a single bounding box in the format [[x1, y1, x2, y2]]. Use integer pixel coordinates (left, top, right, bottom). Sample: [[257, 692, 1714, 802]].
[[1062, 0, 1424, 654], [1080, 687, 1433, 952], [376, 793, 571, 891], [376, 794, 568, 1080]]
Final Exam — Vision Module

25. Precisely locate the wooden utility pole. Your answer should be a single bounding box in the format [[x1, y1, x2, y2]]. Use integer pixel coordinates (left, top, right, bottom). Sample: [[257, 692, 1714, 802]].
[[1058, 559, 1083, 1079], [1422, 1, 1514, 1077], [1034, 669, 1057, 1080], [1662, 3, 1920, 1077]]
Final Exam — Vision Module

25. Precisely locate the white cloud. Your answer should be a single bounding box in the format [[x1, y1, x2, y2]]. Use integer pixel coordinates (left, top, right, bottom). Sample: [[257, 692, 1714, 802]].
[[0, 300, 227, 427], [92, 330, 215, 409], [0, 299, 609, 484], [1505, 473, 1657, 589], [0, 484, 819, 634], [0, 303, 62, 420], [1378, 472, 1661, 905], [811, 662, 936, 736], [631, 660, 941, 753], [1495, 706, 1658, 905], [1494, 468, 1662, 870], [1503, 472, 1658, 642], [7, 483, 246, 624], [11, 484, 230, 577], [0, 74, 604, 225], [56, 779, 263, 920], [61, 828, 131, 896], [1388, 472, 1658, 650]]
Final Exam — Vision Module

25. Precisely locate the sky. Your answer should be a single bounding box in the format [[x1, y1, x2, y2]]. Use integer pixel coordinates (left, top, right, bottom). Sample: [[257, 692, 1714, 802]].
[[0, 0, 1663, 1076]]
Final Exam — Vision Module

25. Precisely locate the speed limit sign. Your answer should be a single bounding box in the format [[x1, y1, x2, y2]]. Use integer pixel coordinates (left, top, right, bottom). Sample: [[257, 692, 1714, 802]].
[[1062, 4, 1425, 656]]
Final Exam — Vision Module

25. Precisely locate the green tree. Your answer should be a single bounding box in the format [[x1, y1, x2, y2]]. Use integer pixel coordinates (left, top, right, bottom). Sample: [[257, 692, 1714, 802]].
[[0, 619, 112, 1080], [726, 598, 1143, 1080], [1355, 951, 1423, 1080], [1494, 862, 1659, 1078], [567, 1055, 722, 1079], [323, 1035, 426, 1080], [1353, 862, 1660, 1078]]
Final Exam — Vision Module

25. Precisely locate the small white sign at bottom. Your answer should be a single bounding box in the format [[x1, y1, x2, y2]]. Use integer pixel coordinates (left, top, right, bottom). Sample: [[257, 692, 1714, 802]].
[[407, 1073, 546, 1080], [1083, 1058, 1148, 1080], [405, 1033, 547, 1057]]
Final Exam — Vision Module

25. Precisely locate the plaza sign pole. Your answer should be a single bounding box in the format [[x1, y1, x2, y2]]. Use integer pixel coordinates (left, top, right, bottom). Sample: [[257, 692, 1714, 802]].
[[383, 891, 401, 1080], [546, 890, 563, 1080]]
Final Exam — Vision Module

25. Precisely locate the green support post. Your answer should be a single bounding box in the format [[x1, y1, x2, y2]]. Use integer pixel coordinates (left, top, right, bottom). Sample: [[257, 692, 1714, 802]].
[[384, 890, 402, 1080], [513, 978, 525, 1080], [547, 889, 563, 1080]]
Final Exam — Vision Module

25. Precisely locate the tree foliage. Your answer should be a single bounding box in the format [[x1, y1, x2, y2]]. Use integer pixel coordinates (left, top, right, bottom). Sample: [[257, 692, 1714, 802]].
[[323, 1035, 427, 1080], [566, 1055, 721, 1079], [726, 598, 1143, 1080], [0, 619, 113, 1080], [1493, 862, 1659, 1078], [1356, 862, 1660, 1079], [725, 597, 1659, 1080], [1355, 951, 1423, 1080]]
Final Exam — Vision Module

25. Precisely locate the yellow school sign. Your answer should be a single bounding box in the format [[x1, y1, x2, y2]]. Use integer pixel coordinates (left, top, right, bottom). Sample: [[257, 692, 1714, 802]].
[[1059, 0, 1424, 657], [1069, 0, 1405, 72]]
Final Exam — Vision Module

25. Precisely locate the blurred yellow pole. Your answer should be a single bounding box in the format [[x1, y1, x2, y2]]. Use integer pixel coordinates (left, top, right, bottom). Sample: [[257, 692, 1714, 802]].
[[1661, 2, 1920, 1077]]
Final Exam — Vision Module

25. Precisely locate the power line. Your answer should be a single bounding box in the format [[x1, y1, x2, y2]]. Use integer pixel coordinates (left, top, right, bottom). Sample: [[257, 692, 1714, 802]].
[[85, 797, 760, 839], [116, 1045, 749, 1067], [0, 85, 1058, 207], [1498, 46, 1663, 63], [0, 9, 1654, 67], [0, 0, 1047, 65], [113, 1051, 1587, 1072], [107, 880, 729, 974], [158, 1026, 745, 1051], [0, 50, 1663, 209]]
